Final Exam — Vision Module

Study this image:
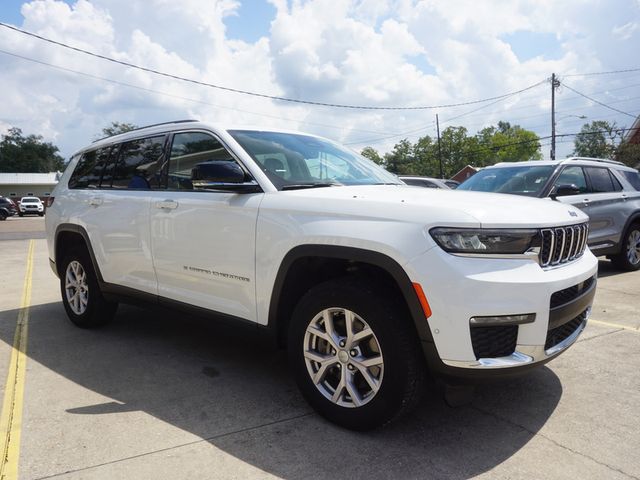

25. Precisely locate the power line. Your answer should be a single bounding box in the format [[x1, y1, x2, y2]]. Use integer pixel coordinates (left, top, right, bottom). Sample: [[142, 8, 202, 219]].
[[560, 82, 637, 118], [0, 22, 547, 111], [0, 48, 396, 136], [563, 67, 640, 78]]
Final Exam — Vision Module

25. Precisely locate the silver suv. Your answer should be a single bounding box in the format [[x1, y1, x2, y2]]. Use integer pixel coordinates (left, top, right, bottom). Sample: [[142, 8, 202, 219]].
[[458, 157, 640, 270]]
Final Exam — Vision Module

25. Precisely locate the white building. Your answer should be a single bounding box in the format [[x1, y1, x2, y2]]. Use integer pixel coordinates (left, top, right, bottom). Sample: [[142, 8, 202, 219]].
[[0, 172, 61, 200]]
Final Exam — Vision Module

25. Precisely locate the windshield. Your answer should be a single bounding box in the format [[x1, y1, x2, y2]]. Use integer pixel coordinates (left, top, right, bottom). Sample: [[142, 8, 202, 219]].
[[228, 130, 401, 190], [21, 198, 39, 203], [457, 165, 555, 197]]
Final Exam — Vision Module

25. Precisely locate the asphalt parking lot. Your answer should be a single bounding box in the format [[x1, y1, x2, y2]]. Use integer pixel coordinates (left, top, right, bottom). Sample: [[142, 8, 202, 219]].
[[1, 217, 639, 479]]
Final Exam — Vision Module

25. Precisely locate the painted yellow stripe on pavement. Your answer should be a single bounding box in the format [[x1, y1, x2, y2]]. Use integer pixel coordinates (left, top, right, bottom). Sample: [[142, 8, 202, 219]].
[[0, 239, 35, 480], [590, 318, 640, 333]]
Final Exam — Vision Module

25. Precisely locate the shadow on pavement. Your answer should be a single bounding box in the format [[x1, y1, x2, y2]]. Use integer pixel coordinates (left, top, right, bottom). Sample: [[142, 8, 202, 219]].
[[596, 258, 629, 278], [0, 302, 563, 479]]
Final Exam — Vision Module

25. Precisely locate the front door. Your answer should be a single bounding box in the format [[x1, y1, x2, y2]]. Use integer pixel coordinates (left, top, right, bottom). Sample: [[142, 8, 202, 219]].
[[149, 131, 263, 322]]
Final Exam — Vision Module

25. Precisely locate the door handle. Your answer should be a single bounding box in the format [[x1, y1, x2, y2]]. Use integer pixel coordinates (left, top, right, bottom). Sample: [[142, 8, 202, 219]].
[[582, 198, 590, 206], [155, 200, 178, 210], [89, 197, 103, 206]]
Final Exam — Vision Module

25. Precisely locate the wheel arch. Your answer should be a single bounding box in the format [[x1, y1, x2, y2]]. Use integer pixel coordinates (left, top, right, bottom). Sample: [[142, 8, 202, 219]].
[[267, 245, 434, 349], [54, 224, 104, 282]]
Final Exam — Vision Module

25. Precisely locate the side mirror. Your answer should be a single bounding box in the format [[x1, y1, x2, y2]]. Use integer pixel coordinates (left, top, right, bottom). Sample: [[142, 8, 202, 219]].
[[191, 160, 261, 193], [550, 184, 581, 200], [191, 160, 262, 193], [192, 160, 245, 183]]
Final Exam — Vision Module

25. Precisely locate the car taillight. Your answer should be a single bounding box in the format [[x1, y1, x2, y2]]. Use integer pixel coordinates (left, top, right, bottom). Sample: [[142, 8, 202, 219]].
[[47, 197, 55, 207]]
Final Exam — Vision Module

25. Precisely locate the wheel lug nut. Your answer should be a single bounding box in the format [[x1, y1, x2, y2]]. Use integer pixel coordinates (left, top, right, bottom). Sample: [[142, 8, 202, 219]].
[[339, 340, 346, 347], [336, 363, 341, 369], [350, 349, 357, 356], [347, 364, 354, 371]]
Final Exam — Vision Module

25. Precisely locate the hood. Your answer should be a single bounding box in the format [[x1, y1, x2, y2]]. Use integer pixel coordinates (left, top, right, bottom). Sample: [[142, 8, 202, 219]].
[[273, 185, 588, 228]]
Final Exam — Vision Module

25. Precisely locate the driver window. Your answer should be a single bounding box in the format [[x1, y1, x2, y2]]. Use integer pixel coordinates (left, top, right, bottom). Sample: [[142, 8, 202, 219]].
[[553, 166, 588, 194], [168, 132, 237, 190]]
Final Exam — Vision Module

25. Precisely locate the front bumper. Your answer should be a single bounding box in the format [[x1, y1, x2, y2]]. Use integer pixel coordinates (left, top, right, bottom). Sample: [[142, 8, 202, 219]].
[[404, 246, 598, 378]]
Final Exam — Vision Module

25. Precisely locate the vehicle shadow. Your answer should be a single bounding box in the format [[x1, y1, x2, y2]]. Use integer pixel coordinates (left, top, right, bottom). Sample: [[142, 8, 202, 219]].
[[597, 258, 627, 278], [0, 302, 563, 479]]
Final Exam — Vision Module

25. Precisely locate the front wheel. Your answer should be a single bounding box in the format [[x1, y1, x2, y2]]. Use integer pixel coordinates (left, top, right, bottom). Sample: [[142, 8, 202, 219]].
[[60, 249, 118, 328], [611, 223, 640, 271], [288, 277, 425, 430], [0, 211, 6, 221]]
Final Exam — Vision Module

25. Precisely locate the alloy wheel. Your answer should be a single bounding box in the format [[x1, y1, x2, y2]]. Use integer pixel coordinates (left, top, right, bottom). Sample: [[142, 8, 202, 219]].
[[303, 307, 384, 408], [626, 229, 640, 266], [65, 260, 89, 315]]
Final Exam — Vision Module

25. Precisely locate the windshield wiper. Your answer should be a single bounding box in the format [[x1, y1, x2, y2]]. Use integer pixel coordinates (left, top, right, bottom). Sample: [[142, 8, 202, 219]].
[[281, 183, 340, 190]]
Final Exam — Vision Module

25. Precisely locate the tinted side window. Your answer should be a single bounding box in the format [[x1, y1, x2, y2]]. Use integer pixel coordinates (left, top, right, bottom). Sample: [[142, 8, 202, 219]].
[[622, 170, 640, 191], [68, 148, 112, 189], [111, 136, 166, 189], [585, 167, 616, 193], [168, 132, 237, 190], [553, 166, 588, 193]]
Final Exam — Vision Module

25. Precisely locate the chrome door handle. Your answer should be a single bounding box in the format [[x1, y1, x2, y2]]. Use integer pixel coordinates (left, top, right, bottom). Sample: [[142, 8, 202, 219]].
[[582, 198, 590, 206], [156, 200, 178, 210], [89, 197, 103, 206]]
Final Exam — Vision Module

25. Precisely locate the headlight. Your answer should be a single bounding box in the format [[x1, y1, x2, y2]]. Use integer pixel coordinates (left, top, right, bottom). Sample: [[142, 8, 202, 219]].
[[430, 227, 540, 255]]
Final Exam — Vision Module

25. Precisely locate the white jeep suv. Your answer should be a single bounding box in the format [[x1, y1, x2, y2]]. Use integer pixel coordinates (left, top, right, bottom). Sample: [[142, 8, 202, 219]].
[[45, 120, 598, 430]]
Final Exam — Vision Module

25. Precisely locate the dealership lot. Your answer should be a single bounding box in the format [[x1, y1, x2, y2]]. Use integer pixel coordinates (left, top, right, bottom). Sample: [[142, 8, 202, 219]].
[[1, 218, 639, 479]]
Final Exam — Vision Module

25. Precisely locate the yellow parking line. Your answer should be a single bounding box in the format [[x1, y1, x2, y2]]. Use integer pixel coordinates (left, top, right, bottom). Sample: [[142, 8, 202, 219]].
[[0, 239, 34, 480], [590, 318, 640, 333]]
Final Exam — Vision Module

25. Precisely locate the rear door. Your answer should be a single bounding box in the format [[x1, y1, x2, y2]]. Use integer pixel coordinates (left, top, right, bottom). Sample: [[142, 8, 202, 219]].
[[581, 166, 627, 249], [83, 135, 167, 294], [149, 131, 263, 321]]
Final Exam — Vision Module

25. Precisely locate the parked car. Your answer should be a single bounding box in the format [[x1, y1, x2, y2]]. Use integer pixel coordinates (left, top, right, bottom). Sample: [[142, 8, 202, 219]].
[[46, 121, 597, 430], [399, 176, 452, 189], [458, 157, 640, 271], [18, 196, 45, 216], [444, 180, 460, 189], [0, 196, 18, 220]]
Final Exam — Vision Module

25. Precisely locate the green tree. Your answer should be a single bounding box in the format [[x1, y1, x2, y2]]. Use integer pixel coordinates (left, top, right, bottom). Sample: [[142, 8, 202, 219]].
[[99, 121, 138, 139], [383, 139, 413, 174], [616, 141, 640, 168], [360, 146, 384, 166], [0, 127, 65, 173], [573, 120, 621, 159]]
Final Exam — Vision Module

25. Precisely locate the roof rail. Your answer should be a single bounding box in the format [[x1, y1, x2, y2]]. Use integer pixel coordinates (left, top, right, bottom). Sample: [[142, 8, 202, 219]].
[[92, 119, 199, 143], [566, 156, 626, 166]]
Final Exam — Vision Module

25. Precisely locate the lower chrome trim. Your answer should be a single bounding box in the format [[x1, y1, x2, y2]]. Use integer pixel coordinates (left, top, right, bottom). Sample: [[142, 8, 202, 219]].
[[443, 315, 589, 370]]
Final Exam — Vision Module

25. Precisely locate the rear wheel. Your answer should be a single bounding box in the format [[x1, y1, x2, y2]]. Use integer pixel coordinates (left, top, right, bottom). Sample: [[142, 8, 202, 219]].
[[611, 223, 640, 271], [288, 277, 425, 430], [60, 248, 118, 328], [0, 211, 6, 221]]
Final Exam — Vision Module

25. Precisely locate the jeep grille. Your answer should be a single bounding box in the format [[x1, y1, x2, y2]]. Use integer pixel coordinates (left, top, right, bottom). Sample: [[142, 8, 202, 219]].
[[540, 223, 589, 267]]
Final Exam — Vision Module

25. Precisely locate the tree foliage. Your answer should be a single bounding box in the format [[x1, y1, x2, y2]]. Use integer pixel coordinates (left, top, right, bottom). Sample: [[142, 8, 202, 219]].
[[572, 120, 621, 159], [99, 121, 138, 138], [361, 121, 542, 178], [0, 127, 65, 173], [573, 120, 640, 167]]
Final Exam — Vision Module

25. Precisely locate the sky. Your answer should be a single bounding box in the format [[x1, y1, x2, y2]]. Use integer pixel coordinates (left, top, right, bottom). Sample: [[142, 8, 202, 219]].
[[0, 0, 639, 164]]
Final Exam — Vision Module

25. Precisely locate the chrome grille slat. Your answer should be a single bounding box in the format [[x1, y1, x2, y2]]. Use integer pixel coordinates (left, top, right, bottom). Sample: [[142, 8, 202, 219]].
[[539, 223, 588, 268]]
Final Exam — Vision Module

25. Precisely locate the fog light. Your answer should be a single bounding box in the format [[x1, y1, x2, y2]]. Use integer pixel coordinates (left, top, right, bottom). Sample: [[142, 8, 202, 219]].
[[470, 313, 536, 326]]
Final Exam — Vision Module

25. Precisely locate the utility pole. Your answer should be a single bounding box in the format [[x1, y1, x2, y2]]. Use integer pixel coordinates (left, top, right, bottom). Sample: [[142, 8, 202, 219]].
[[436, 114, 443, 179], [550, 73, 560, 160]]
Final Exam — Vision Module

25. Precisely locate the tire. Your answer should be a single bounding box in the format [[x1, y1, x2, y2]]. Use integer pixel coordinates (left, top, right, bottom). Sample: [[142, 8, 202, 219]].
[[60, 248, 118, 328], [0, 211, 6, 221], [38, 212, 44, 217], [288, 277, 425, 430], [18, 212, 23, 217], [611, 223, 640, 271]]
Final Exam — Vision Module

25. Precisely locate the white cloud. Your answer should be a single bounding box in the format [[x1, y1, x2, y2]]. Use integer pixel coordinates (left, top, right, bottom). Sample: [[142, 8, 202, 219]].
[[613, 21, 639, 39], [0, 0, 638, 162]]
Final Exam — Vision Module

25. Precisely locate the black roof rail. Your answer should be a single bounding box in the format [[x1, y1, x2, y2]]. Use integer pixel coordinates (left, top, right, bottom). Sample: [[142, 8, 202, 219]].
[[92, 119, 200, 143], [565, 156, 626, 167]]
